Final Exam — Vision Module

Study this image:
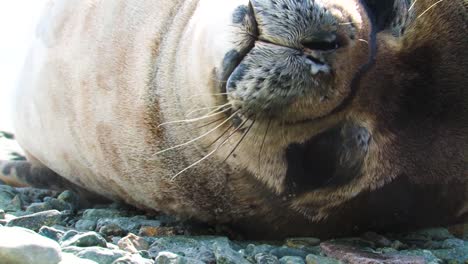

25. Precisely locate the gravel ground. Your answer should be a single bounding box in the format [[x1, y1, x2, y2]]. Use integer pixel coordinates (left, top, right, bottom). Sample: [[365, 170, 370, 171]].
[[1, 131, 468, 264]]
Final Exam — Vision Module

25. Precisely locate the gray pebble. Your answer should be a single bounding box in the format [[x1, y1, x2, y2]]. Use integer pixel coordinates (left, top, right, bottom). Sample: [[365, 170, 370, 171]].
[[39, 226, 65, 242], [82, 209, 126, 220], [154, 251, 204, 264], [112, 254, 153, 264], [63, 246, 127, 264], [61, 231, 107, 248], [213, 241, 251, 264], [26, 202, 54, 213], [0, 209, 5, 219], [270, 247, 309, 259], [99, 223, 127, 237], [75, 219, 97, 231], [285, 238, 321, 249], [305, 254, 341, 264], [7, 210, 63, 231], [255, 252, 280, 264], [5, 194, 23, 212], [279, 256, 305, 264]]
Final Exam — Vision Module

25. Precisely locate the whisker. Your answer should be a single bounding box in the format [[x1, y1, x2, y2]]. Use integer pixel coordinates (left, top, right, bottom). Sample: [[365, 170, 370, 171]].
[[417, 0, 444, 19], [207, 120, 245, 148], [170, 117, 246, 180], [223, 118, 256, 163], [196, 116, 228, 129], [408, 0, 418, 11], [186, 92, 229, 100], [186, 103, 231, 117], [153, 110, 240, 156], [157, 107, 231, 128], [257, 118, 272, 173]]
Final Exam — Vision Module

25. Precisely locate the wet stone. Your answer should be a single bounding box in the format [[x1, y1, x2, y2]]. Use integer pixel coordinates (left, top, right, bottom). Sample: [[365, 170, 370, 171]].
[[7, 210, 63, 231]]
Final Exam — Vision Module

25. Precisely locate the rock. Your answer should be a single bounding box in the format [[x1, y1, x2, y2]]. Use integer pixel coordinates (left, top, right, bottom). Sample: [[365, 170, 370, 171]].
[[63, 246, 127, 264], [415, 228, 454, 241], [0, 184, 18, 208], [75, 219, 97, 231], [61, 231, 107, 248], [361, 232, 392, 248], [139, 226, 176, 237], [285, 238, 321, 249], [112, 254, 153, 264], [148, 236, 219, 263], [5, 194, 23, 211], [7, 210, 63, 231], [118, 233, 150, 253], [59, 253, 98, 264], [82, 209, 126, 220], [213, 241, 251, 264], [0, 209, 5, 219], [46, 198, 73, 212], [61, 230, 80, 242], [441, 238, 465, 249], [279, 256, 305, 264], [321, 242, 426, 264], [100, 223, 127, 237], [269, 247, 309, 259], [154, 251, 205, 264], [0, 226, 62, 264], [27, 202, 54, 213], [16, 188, 58, 204], [57, 191, 80, 210], [431, 244, 468, 263], [96, 217, 161, 235], [255, 253, 280, 264], [398, 249, 441, 264], [244, 244, 278, 258], [39, 226, 65, 242], [305, 254, 341, 264]]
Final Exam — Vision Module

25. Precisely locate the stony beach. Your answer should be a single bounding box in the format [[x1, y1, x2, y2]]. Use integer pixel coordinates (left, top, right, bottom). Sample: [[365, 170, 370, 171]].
[[1, 131, 468, 264]]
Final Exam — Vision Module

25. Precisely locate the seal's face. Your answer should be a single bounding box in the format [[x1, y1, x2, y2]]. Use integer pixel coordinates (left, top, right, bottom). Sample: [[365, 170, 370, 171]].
[[207, 0, 468, 221]]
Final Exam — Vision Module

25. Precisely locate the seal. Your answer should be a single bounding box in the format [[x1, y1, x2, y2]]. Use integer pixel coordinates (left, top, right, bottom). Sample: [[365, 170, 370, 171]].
[[2, 0, 467, 238]]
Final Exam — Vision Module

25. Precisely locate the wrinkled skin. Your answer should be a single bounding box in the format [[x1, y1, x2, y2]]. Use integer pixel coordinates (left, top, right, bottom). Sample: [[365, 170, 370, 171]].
[[5, 0, 468, 238]]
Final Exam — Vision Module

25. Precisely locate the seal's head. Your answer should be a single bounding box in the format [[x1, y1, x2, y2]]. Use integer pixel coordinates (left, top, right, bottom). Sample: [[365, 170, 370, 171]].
[[182, 0, 467, 227]]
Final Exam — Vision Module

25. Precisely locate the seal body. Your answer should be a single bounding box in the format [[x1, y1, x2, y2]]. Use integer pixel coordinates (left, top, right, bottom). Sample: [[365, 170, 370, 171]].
[[10, 0, 468, 238]]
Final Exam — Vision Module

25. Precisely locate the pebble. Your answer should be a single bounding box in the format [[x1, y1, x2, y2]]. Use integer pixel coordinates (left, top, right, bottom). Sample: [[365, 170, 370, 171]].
[[99, 223, 127, 237], [118, 233, 150, 253], [269, 247, 309, 259], [82, 209, 126, 220], [155, 251, 205, 264], [5, 194, 23, 211], [139, 226, 175, 237], [57, 191, 80, 210], [0, 209, 5, 219], [0, 185, 18, 209], [62, 246, 127, 264], [305, 254, 341, 264], [75, 219, 97, 231], [0, 226, 62, 264], [285, 238, 321, 249], [7, 210, 63, 231], [112, 254, 153, 264], [39, 226, 65, 242], [279, 256, 306, 264], [255, 252, 280, 264], [61, 231, 107, 248], [213, 241, 251, 264]]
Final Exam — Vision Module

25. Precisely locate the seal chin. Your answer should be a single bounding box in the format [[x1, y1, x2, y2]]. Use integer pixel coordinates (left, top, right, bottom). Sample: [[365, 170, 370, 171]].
[[220, 0, 372, 124]]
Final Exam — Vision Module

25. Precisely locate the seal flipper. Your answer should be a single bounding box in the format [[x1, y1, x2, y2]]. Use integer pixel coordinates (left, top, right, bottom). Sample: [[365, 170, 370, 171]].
[[0, 160, 109, 207]]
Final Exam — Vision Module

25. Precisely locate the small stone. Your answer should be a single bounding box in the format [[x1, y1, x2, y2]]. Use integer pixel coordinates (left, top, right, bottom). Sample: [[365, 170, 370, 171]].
[[112, 254, 153, 264], [139, 226, 175, 237], [82, 209, 125, 220], [361, 232, 392, 248], [7, 210, 62, 231], [413, 228, 454, 241], [0, 185, 18, 209], [213, 241, 251, 264], [441, 238, 465, 249], [26, 202, 54, 213], [61, 231, 107, 248], [391, 240, 407, 250], [305, 254, 341, 264], [148, 236, 216, 262], [285, 238, 321, 249], [321, 242, 426, 264], [0, 226, 62, 264], [39, 226, 65, 242], [75, 219, 97, 231], [96, 217, 156, 234], [255, 253, 280, 264], [46, 198, 73, 212], [244, 244, 278, 258], [100, 223, 127, 237], [57, 190, 79, 209], [62, 246, 127, 264], [118, 233, 150, 253], [61, 230, 80, 242], [154, 251, 204, 264], [5, 194, 23, 212], [279, 256, 305, 264], [269, 247, 309, 259], [0, 209, 5, 219]]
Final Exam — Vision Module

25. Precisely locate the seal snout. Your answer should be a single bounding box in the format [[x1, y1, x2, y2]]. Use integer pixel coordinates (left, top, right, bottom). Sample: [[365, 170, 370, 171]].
[[224, 0, 367, 123]]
